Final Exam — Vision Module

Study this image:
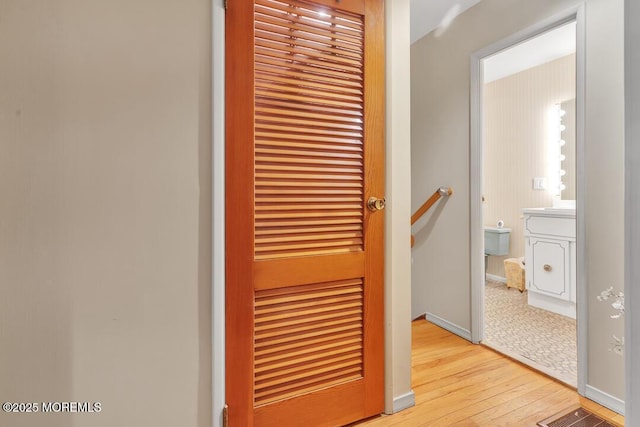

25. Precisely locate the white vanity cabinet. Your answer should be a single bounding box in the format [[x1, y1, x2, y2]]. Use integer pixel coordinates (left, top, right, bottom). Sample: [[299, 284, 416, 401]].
[[523, 208, 576, 318]]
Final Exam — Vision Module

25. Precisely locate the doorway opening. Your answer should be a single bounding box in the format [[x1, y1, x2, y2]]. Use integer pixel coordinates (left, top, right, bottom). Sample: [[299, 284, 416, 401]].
[[470, 10, 585, 390], [482, 22, 577, 386]]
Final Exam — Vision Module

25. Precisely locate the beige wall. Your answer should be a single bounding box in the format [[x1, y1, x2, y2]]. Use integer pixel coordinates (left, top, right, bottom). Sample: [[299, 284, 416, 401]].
[[0, 1, 212, 426], [411, 0, 625, 404], [484, 55, 575, 277]]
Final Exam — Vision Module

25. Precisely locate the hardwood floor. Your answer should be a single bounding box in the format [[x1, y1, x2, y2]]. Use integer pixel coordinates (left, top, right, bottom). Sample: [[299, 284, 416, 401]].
[[354, 320, 624, 427]]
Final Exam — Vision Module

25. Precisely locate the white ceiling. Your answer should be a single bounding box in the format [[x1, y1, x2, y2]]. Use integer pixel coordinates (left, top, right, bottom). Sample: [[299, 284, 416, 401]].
[[409, 1, 576, 84], [483, 22, 577, 83], [410, 0, 481, 44]]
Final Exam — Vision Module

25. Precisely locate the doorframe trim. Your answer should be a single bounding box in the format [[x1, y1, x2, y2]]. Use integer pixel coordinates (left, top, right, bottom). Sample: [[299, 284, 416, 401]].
[[469, 4, 587, 395], [212, 0, 225, 426], [625, 0, 640, 422]]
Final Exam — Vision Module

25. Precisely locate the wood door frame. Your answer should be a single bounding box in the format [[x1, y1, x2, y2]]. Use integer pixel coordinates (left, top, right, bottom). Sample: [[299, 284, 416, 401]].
[[212, 1, 414, 425], [469, 4, 587, 393]]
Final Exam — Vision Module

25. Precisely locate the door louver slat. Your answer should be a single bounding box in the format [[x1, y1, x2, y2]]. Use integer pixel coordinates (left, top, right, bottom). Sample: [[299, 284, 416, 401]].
[[255, 55, 363, 83], [254, 0, 365, 260], [254, 9, 363, 43], [254, 279, 364, 406], [255, 64, 363, 89]]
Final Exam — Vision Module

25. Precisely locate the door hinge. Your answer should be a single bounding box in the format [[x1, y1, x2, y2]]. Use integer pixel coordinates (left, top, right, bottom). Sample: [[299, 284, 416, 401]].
[[224, 0, 228, 10], [223, 404, 229, 427]]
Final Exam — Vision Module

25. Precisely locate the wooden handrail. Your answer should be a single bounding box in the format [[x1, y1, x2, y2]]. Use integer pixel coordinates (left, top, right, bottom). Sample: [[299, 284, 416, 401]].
[[411, 187, 453, 225], [411, 187, 453, 247]]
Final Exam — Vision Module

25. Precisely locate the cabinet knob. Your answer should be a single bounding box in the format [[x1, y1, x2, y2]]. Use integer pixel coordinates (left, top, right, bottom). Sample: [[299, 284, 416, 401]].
[[543, 264, 552, 272]]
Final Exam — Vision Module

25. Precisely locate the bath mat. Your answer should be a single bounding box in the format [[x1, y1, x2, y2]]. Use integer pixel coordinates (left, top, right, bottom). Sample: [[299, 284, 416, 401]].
[[537, 406, 617, 427]]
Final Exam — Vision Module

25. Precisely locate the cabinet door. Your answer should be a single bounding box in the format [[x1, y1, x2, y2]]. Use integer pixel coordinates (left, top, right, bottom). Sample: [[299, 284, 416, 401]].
[[526, 238, 571, 301]]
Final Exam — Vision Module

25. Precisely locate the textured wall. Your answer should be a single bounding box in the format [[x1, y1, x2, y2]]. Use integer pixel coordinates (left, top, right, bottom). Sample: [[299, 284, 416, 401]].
[[0, 1, 212, 426]]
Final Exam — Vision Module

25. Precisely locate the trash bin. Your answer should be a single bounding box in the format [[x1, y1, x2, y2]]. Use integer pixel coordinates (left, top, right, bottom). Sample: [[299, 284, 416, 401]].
[[504, 257, 525, 292]]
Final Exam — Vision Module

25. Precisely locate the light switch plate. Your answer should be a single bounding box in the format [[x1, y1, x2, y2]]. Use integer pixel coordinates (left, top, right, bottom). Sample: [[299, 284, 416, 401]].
[[533, 177, 546, 190]]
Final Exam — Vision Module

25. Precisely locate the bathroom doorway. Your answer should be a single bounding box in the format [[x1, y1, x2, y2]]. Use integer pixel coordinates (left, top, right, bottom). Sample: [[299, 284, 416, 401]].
[[470, 11, 585, 389]]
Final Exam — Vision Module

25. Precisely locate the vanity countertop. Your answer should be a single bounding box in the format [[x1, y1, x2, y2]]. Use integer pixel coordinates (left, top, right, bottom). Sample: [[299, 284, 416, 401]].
[[522, 207, 576, 218]]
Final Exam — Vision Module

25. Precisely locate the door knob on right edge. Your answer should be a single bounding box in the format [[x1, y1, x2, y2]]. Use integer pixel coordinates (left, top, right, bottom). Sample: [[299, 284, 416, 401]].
[[367, 197, 386, 212]]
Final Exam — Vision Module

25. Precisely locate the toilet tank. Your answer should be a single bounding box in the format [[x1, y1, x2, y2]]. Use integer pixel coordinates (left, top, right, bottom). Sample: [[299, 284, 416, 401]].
[[484, 226, 511, 256]]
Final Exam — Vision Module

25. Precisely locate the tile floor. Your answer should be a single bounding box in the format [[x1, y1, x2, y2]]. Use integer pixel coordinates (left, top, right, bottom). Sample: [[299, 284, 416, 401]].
[[483, 279, 577, 386]]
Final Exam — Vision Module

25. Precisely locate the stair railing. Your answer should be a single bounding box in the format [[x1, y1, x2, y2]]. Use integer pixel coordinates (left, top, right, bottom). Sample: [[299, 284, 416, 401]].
[[411, 187, 453, 247]]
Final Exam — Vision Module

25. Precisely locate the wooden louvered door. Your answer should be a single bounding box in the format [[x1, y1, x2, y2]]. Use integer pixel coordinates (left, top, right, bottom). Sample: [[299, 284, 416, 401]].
[[225, 0, 384, 425]]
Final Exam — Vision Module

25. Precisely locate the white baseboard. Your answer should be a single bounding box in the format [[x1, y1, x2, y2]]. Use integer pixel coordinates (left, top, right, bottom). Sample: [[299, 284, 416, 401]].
[[392, 390, 415, 413], [486, 274, 506, 283], [585, 384, 625, 415], [425, 312, 472, 341]]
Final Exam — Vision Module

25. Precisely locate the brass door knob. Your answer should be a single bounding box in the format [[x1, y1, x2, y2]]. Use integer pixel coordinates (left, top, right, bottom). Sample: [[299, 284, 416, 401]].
[[543, 264, 552, 272], [367, 197, 386, 212]]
